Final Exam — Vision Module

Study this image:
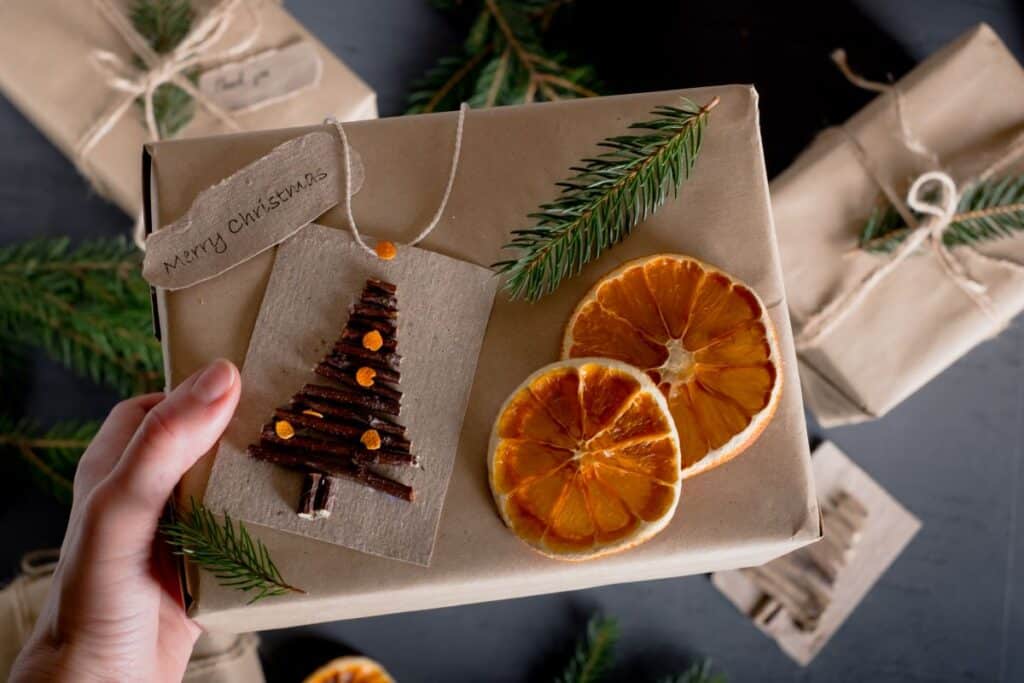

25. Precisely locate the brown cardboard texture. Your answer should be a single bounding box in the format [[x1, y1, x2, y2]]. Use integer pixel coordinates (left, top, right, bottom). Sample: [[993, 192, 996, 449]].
[[713, 441, 921, 665], [205, 228, 497, 565], [149, 87, 820, 631]]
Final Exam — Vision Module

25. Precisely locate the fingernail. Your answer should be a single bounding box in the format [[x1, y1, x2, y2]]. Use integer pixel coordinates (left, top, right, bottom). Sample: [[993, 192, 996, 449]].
[[191, 359, 237, 404]]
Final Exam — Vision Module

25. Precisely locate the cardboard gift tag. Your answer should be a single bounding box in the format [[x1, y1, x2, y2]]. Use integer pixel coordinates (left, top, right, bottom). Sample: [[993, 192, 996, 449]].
[[712, 441, 921, 665], [198, 41, 324, 114], [143, 131, 365, 291], [204, 226, 497, 566]]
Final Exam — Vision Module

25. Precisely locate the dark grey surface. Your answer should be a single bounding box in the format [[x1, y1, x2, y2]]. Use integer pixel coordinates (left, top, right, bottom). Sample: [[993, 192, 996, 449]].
[[0, 2, 1022, 681]]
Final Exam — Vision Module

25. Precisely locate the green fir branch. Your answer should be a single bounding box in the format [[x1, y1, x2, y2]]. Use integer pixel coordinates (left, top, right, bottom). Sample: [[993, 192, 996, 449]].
[[860, 174, 1024, 254], [495, 97, 719, 301], [130, 0, 197, 138], [556, 615, 618, 683], [660, 661, 727, 683], [161, 498, 304, 603], [0, 418, 98, 504], [0, 237, 163, 396], [405, 0, 598, 114], [406, 48, 493, 114]]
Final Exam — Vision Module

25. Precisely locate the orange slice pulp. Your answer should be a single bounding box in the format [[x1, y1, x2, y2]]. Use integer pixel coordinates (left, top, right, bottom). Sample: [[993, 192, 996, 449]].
[[303, 656, 395, 683], [563, 255, 782, 478], [489, 359, 682, 560]]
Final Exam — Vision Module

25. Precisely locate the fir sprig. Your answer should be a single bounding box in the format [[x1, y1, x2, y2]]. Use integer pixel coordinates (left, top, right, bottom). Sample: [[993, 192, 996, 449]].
[[0, 418, 98, 504], [130, 0, 197, 138], [659, 661, 726, 683], [554, 616, 725, 683], [495, 97, 718, 301], [860, 174, 1024, 254], [557, 615, 618, 683], [406, 0, 598, 114], [0, 237, 163, 396], [161, 498, 304, 603]]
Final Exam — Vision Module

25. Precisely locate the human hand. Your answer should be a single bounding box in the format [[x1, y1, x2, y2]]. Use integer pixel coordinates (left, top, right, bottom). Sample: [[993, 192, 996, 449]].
[[11, 360, 241, 683]]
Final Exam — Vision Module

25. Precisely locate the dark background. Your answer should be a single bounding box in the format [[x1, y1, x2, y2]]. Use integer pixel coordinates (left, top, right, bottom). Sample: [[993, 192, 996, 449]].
[[2, 1, 1023, 681]]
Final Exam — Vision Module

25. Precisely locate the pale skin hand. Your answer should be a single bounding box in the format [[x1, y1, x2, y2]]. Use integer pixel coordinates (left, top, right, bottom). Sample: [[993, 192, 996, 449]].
[[11, 360, 241, 683]]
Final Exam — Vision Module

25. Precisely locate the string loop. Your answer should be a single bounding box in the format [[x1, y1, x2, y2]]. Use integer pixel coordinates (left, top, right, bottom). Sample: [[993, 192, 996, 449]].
[[332, 103, 469, 258]]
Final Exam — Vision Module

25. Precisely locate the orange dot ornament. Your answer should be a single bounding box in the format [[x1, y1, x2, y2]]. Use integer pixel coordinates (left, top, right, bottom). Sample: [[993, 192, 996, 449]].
[[362, 330, 384, 351], [355, 367, 377, 387], [374, 240, 397, 260]]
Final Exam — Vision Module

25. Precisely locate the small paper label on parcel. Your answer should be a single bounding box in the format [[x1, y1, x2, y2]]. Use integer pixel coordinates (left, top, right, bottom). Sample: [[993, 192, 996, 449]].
[[198, 41, 323, 113], [143, 130, 363, 290]]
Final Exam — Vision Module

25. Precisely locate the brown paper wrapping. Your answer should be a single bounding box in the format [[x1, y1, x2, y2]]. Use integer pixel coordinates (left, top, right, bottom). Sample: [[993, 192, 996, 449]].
[[772, 24, 1024, 426], [0, 551, 265, 682], [148, 86, 820, 631], [0, 0, 376, 216]]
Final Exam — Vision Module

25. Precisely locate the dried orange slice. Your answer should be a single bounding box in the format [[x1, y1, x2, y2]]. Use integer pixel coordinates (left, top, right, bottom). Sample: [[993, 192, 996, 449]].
[[563, 255, 782, 479], [303, 656, 395, 683], [489, 359, 681, 560]]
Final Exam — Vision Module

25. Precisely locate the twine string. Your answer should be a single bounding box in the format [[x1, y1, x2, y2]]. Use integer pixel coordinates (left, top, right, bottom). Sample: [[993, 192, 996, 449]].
[[795, 52, 1024, 349], [77, 0, 264, 249], [78, 0, 259, 159], [332, 103, 469, 257]]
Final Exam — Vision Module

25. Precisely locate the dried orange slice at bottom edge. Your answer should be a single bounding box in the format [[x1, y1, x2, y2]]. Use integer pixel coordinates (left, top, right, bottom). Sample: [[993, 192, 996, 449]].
[[489, 359, 682, 561], [303, 656, 395, 683]]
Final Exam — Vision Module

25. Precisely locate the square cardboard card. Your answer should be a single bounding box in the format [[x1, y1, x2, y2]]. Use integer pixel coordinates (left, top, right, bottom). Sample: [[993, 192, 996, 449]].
[[712, 441, 921, 665], [204, 226, 497, 566]]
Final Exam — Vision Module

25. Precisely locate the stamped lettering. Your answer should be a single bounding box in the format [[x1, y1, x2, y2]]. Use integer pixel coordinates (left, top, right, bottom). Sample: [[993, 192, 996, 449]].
[[143, 130, 364, 290], [198, 41, 323, 113]]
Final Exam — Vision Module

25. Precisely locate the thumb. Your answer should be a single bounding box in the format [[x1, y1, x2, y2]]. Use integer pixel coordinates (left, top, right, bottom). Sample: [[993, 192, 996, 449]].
[[85, 359, 240, 555]]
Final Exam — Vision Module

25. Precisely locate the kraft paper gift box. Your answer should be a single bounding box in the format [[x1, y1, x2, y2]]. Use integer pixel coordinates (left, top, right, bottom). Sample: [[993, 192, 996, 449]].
[[0, 0, 376, 217], [772, 24, 1024, 427], [146, 86, 821, 631]]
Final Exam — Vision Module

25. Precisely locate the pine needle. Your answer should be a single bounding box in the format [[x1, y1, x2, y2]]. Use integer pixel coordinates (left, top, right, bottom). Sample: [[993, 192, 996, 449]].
[[130, 0, 197, 138], [161, 498, 305, 603], [860, 173, 1024, 254], [556, 615, 618, 683], [405, 0, 598, 114], [494, 97, 718, 301], [0, 237, 163, 396], [659, 661, 727, 683], [0, 418, 98, 504]]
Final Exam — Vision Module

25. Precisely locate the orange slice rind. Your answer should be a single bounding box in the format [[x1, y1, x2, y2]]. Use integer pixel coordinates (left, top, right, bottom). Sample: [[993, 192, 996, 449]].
[[563, 255, 782, 479], [489, 358, 682, 561], [303, 656, 395, 683]]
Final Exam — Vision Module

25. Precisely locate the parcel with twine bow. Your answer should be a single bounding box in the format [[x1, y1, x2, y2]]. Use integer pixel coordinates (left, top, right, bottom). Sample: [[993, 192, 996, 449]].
[[80, 0, 259, 248], [772, 24, 1024, 426], [0, 0, 378, 247], [78, 0, 260, 191]]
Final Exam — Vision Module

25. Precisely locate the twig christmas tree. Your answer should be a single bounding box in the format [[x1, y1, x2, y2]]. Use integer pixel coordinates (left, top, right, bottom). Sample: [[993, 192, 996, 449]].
[[248, 279, 416, 518]]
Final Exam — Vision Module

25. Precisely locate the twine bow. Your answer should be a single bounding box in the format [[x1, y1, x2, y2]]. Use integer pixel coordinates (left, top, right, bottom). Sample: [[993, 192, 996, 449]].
[[76, 0, 261, 246], [794, 51, 1024, 350]]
